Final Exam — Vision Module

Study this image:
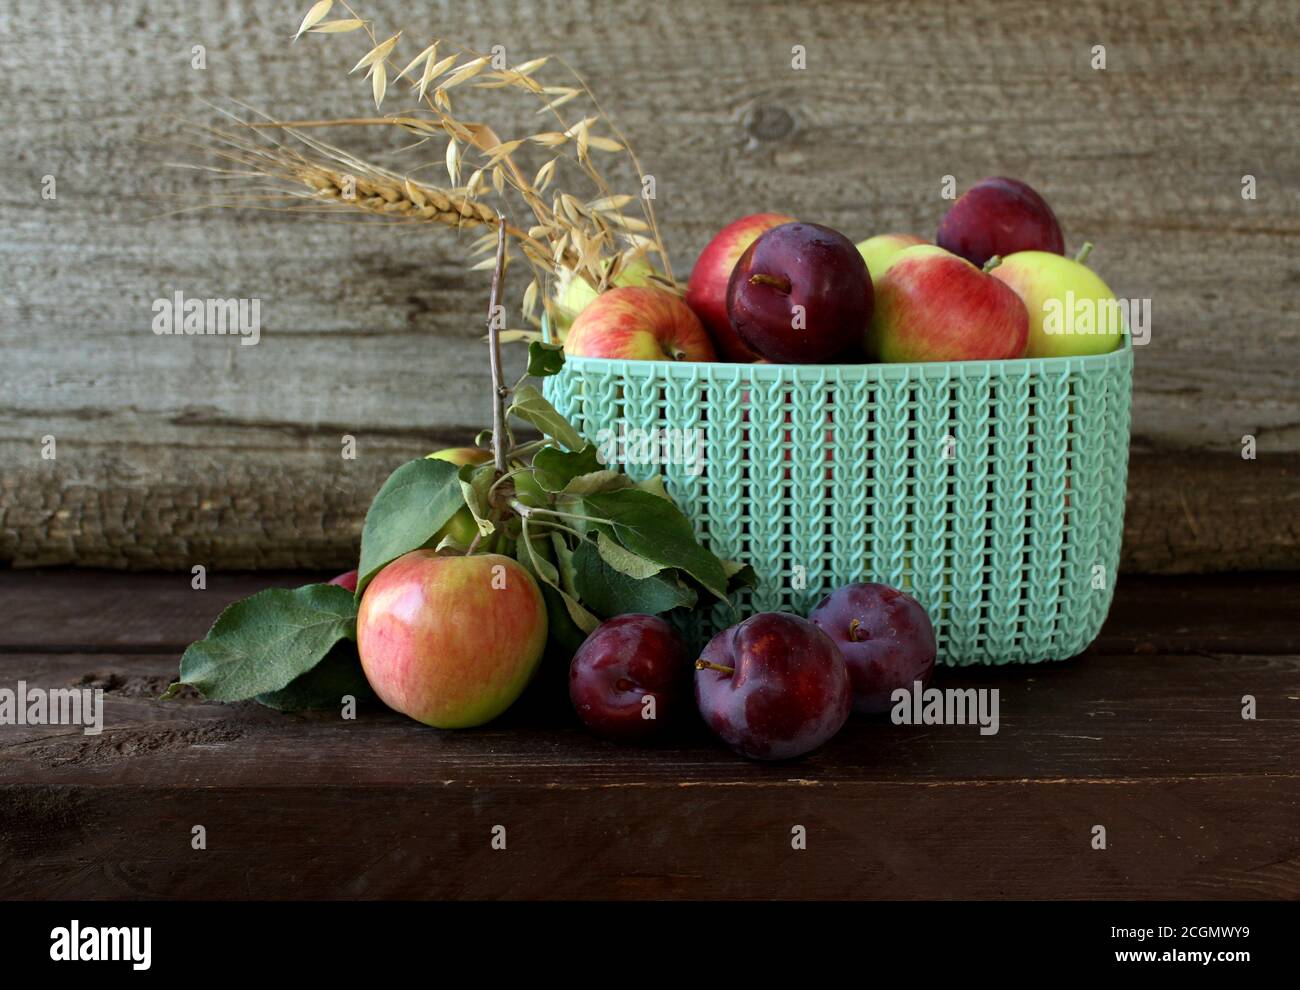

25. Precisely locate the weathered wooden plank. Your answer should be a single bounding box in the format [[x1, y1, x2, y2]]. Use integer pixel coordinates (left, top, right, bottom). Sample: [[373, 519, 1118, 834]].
[[1, 566, 1297, 899], [4, 447, 1297, 572], [1, 651, 1296, 787], [2, 776, 1296, 899], [3, 570, 1298, 655], [2, 0, 1298, 570], [2, 648, 1298, 901]]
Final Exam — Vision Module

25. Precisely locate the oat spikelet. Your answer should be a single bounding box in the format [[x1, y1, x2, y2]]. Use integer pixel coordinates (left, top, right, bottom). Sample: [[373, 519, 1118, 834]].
[[184, 1, 678, 337]]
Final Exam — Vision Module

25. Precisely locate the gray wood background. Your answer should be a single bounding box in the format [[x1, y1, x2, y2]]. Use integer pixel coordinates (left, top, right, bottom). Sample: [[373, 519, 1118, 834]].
[[2, 0, 1297, 572]]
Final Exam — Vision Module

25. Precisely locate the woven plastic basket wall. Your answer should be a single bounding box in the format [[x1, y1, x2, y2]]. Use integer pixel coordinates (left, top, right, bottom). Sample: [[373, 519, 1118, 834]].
[[544, 330, 1133, 666]]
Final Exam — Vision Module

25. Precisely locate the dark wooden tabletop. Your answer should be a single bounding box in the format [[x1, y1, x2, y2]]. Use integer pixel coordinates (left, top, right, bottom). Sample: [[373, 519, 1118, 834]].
[[1, 569, 1297, 900]]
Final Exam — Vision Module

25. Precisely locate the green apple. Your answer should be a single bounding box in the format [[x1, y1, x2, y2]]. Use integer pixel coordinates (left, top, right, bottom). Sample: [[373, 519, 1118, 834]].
[[855, 233, 927, 284], [990, 246, 1123, 358], [552, 257, 658, 331], [426, 447, 492, 546]]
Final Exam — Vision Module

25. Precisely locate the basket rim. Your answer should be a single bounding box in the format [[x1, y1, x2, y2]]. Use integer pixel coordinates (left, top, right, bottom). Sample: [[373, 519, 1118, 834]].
[[543, 317, 1134, 382]]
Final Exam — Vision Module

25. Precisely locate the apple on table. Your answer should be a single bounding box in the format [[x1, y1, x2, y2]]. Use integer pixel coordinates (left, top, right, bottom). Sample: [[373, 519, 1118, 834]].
[[357, 550, 548, 728]]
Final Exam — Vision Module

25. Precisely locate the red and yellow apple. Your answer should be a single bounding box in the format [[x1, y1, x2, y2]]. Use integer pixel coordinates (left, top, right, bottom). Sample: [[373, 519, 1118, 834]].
[[426, 447, 493, 546], [328, 569, 359, 593], [552, 257, 658, 331], [855, 233, 926, 284], [357, 550, 548, 728], [564, 285, 716, 361], [991, 249, 1124, 358], [869, 245, 1029, 362], [685, 212, 794, 361]]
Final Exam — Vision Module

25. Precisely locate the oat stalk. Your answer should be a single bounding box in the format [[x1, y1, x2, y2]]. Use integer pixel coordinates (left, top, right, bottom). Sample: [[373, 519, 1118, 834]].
[[179, 1, 680, 338]]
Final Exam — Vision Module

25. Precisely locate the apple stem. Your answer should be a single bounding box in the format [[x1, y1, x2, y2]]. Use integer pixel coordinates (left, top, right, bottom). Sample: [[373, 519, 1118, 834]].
[[848, 618, 862, 642], [486, 217, 510, 477], [981, 255, 1003, 274], [1074, 242, 1094, 265], [748, 272, 792, 294], [695, 659, 735, 676]]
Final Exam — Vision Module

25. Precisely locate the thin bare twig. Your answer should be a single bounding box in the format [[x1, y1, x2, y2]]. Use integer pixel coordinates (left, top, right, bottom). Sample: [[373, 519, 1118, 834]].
[[487, 216, 509, 475]]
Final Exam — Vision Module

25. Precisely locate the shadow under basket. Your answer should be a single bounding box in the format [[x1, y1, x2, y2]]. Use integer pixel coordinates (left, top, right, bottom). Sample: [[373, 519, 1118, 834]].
[[544, 328, 1133, 666]]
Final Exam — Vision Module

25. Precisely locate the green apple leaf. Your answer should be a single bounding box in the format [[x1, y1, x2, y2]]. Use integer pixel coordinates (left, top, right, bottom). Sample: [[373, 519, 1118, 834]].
[[559, 470, 630, 497], [595, 532, 665, 580], [527, 340, 566, 378], [256, 640, 375, 712], [516, 523, 599, 634], [635, 474, 674, 501], [533, 444, 603, 491], [357, 457, 464, 594], [164, 583, 357, 703], [509, 385, 584, 451], [572, 540, 696, 617], [511, 468, 550, 508], [551, 533, 580, 596], [519, 518, 560, 587], [582, 489, 729, 600], [723, 559, 759, 594], [458, 461, 497, 537], [518, 539, 589, 660]]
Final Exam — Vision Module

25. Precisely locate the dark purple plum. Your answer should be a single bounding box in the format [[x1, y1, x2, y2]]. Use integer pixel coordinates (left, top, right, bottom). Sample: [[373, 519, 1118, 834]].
[[936, 177, 1064, 268], [726, 222, 872, 364], [569, 614, 689, 742], [694, 612, 851, 760], [808, 582, 936, 714]]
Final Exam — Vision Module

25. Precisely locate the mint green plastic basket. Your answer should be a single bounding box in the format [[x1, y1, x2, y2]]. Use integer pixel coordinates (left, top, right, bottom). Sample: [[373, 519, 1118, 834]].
[[543, 326, 1132, 666]]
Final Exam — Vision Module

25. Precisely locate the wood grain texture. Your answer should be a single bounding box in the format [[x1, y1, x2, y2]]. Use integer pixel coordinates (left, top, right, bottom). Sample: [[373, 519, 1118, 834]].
[[0, 571, 1297, 899], [2, 0, 1298, 571]]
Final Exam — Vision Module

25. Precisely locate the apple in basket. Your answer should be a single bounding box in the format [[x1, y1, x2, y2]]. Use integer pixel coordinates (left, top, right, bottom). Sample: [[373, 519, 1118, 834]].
[[563, 285, 716, 361], [686, 212, 795, 362], [991, 245, 1125, 358], [551, 256, 658, 331], [855, 233, 927, 284], [869, 245, 1028, 362]]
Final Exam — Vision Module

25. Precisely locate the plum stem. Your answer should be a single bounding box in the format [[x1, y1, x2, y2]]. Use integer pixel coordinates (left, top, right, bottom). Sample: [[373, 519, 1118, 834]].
[[695, 659, 735, 675], [981, 255, 1003, 274], [1074, 241, 1094, 265], [748, 272, 792, 294]]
